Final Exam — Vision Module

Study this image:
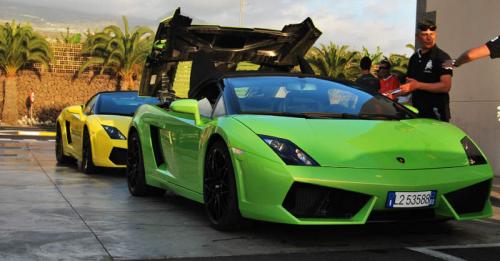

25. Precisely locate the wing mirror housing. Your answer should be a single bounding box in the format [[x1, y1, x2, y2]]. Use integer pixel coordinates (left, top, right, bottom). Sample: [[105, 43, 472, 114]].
[[404, 104, 419, 114], [67, 105, 83, 114], [170, 99, 202, 125]]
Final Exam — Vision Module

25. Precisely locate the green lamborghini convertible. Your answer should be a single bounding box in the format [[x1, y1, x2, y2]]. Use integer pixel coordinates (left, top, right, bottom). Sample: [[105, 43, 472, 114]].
[[126, 9, 493, 229]]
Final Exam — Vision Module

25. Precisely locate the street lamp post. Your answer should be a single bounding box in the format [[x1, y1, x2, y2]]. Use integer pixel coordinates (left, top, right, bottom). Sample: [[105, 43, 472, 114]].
[[240, 0, 245, 27]]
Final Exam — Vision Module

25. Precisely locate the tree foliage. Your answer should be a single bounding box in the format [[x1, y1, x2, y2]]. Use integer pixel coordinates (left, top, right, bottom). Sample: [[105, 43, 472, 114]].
[[79, 16, 154, 90], [306, 43, 360, 81], [305, 42, 412, 82], [57, 27, 81, 44], [0, 21, 52, 77]]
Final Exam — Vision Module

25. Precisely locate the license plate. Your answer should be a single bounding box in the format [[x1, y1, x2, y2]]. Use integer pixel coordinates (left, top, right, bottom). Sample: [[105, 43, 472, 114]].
[[386, 191, 436, 208]]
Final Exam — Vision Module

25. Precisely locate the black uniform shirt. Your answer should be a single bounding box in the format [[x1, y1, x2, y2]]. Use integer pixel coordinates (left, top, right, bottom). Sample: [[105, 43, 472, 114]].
[[355, 73, 380, 93], [407, 45, 453, 121], [486, 35, 500, 58]]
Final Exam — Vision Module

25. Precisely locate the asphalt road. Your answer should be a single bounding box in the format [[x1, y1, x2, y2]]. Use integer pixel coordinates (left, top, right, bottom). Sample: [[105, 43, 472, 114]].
[[0, 139, 499, 261]]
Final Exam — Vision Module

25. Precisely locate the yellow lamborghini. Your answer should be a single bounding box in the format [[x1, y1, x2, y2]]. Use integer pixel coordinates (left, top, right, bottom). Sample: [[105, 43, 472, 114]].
[[55, 91, 159, 173]]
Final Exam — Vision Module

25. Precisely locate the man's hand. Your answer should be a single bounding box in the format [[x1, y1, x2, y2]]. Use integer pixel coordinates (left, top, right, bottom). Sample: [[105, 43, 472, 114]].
[[400, 77, 420, 94]]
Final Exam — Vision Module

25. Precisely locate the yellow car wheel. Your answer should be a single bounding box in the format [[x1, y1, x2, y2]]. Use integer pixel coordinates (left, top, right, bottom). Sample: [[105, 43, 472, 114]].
[[81, 129, 97, 174], [55, 123, 72, 164]]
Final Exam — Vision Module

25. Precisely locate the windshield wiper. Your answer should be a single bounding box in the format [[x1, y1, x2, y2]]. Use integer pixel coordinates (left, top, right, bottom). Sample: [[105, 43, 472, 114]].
[[303, 112, 402, 120], [300, 112, 361, 119], [241, 111, 400, 120], [242, 111, 317, 118], [357, 113, 400, 120]]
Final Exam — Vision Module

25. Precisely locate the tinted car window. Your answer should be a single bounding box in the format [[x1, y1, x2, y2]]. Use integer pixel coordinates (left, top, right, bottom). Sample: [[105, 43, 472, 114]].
[[95, 92, 160, 116], [83, 96, 97, 115], [224, 76, 414, 120]]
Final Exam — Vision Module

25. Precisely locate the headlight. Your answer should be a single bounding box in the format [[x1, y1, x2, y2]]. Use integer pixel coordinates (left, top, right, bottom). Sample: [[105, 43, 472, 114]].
[[460, 137, 486, 165], [102, 125, 126, 140], [259, 135, 319, 166]]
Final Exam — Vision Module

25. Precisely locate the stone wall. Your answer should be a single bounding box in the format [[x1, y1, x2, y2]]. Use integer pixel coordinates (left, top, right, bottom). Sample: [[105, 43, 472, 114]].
[[0, 71, 123, 124], [0, 43, 138, 125]]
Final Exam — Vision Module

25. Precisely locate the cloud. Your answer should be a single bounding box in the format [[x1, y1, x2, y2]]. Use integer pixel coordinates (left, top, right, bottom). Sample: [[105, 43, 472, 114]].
[[4, 0, 417, 55]]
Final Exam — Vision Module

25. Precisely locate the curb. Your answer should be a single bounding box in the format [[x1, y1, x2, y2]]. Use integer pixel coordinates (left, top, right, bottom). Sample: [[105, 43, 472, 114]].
[[17, 131, 56, 137]]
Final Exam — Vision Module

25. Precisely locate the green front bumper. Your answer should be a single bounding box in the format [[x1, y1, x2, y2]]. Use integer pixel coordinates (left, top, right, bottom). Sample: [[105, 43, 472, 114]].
[[233, 151, 493, 225]]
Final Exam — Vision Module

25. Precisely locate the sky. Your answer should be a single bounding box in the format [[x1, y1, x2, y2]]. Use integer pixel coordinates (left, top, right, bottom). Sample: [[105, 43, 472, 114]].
[[6, 0, 417, 55]]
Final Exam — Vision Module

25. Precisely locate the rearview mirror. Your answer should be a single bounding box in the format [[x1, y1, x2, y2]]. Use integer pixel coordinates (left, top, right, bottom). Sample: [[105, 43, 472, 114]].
[[170, 99, 202, 125], [67, 105, 83, 114], [404, 104, 419, 114]]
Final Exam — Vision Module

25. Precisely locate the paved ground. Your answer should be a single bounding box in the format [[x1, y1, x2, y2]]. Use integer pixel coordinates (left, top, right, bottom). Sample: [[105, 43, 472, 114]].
[[0, 138, 499, 261]]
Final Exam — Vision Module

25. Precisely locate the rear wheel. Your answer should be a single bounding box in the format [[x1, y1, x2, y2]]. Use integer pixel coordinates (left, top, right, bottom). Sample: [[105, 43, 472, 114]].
[[55, 123, 72, 164], [203, 140, 244, 230], [127, 130, 164, 196], [80, 129, 96, 174]]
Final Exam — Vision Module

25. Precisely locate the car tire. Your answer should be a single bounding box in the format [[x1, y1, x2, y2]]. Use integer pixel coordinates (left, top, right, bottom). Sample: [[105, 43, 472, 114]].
[[55, 123, 72, 164], [126, 130, 165, 197], [203, 140, 245, 230], [81, 128, 97, 174]]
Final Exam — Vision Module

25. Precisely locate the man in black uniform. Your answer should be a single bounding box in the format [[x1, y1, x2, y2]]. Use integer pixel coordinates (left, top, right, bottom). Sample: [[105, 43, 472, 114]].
[[355, 56, 380, 93], [442, 35, 500, 68], [400, 20, 453, 121]]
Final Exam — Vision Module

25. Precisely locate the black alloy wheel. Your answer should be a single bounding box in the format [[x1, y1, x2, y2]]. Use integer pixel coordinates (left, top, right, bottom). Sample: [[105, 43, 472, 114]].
[[126, 130, 164, 196], [203, 140, 244, 230], [55, 124, 72, 164], [81, 128, 96, 174]]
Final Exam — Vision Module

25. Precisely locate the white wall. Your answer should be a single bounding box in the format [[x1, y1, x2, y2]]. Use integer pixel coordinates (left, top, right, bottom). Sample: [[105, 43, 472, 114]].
[[418, 0, 500, 176]]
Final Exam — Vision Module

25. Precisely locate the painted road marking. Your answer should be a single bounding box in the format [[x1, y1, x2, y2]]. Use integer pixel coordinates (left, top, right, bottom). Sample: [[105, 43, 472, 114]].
[[408, 248, 466, 261], [408, 243, 500, 261], [17, 131, 55, 137]]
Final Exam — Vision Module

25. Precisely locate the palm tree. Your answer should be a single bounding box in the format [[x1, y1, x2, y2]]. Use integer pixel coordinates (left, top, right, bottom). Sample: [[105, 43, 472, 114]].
[[385, 44, 414, 79], [57, 27, 81, 44], [387, 53, 409, 74], [360, 46, 384, 65], [79, 16, 154, 90], [0, 21, 52, 124], [306, 43, 360, 81]]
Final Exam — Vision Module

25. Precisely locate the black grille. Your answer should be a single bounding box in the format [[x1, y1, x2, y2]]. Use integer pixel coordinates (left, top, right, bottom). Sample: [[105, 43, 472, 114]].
[[109, 147, 127, 165], [368, 209, 436, 222], [283, 182, 371, 219], [445, 179, 491, 215]]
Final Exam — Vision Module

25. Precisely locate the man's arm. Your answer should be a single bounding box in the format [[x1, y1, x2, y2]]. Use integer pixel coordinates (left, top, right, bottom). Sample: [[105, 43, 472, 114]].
[[400, 75, 452, 94], [443, 45, 491, 68]]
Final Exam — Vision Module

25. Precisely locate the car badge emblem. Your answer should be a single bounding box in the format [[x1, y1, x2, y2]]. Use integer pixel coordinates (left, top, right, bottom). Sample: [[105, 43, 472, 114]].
[[397, 157, 405, 164]]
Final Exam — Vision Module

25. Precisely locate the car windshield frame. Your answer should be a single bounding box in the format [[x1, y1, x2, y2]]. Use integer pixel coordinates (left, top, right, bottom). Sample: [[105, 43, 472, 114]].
[[222, 75, 416, 120], [94, 92, 160, 116]]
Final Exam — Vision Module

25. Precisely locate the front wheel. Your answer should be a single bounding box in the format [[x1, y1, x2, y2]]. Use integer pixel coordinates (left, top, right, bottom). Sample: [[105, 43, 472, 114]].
[[80, 129, 96, 174], [55, 124, 72, 164], [126, 130, 164, 196], [203, 140, 245, 230]]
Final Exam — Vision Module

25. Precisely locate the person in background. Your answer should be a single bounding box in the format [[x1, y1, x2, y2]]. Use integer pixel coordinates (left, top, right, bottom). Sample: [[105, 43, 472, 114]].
[[400, 20, 453, 121], [442, 35, 500, 68], [355, 56, 380, 93], [377, 60, 400, 100]]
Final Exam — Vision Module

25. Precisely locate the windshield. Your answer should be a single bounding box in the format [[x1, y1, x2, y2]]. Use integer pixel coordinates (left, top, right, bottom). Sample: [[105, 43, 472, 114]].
[[224, 76, 414, 120], [95, 92, 160, 116]]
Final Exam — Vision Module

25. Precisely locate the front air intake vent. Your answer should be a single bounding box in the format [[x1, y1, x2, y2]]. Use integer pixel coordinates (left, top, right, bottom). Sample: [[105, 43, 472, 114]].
[[283, 182, 371, 219], [445, 179, 491, 215], [109, 147, 127, 165]]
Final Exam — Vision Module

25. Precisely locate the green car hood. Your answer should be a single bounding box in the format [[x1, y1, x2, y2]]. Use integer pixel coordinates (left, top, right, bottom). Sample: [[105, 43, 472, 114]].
[[233, 115, 470, 170]]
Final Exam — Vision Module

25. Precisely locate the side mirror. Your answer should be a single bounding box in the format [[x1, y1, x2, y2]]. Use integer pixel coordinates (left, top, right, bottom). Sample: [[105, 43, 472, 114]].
[[170, 99, 202, 125], [404, 104, 419, 114], [67, 105, 83, 114]]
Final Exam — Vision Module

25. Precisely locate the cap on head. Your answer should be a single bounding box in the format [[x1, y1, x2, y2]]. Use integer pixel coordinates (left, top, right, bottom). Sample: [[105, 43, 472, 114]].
[[417, 19, 437, 32]]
